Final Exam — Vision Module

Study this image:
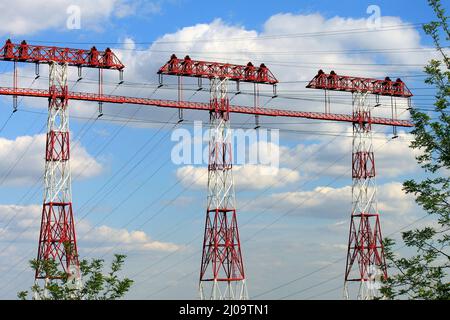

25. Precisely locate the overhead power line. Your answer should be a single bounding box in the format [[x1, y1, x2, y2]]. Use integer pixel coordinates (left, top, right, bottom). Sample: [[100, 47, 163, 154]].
[[21, 22, 428, 46]]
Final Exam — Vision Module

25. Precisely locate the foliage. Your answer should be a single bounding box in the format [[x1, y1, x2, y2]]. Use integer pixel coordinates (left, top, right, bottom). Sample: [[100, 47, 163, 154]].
[[381, 0, 450, 300], [18, 254, 133, 300]]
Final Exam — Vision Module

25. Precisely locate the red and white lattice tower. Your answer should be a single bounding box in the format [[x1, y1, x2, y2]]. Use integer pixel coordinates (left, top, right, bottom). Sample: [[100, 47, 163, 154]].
[[35, 62, 80, 286], [0, 40, 125, 289], [157, 55, 278, 299], [306, 70, 413, 300], [199, 77, 247, 300], [343, 91, 387, 300]]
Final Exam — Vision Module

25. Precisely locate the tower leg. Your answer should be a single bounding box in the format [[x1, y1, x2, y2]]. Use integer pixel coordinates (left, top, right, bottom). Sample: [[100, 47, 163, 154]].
[[35, 62, 80, 288], [199, 78, 248, 300], [343, 92, 387, 300]]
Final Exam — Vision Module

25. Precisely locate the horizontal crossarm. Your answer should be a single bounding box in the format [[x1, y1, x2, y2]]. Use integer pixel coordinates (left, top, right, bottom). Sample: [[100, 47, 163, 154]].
[[0, 39, 124, 70], [307, 70, 413, 97], [158, 54, 278, 85], [0, 86, 413, 127]]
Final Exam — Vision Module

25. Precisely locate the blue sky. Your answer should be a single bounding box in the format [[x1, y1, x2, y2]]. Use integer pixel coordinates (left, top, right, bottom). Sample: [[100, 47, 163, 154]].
[[17, 0, 438, 43], [0, 0, 446, 299]]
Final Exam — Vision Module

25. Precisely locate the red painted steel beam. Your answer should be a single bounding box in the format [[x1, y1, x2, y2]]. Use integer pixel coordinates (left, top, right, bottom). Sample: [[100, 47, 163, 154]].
[[0, 86, 413, 127], [0, 39, 124, 70], [306, 69, 413, 98], [158, 54, 278, 85]]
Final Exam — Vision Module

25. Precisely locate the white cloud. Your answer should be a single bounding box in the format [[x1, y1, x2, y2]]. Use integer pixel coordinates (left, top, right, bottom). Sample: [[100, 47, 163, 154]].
[[174, 129, 420, 191], [79, 224, 180, 252], [134, 13, 434, 85], [280, 130, 420, 179], [0, 204, 180, 252], [250, 181, 417, 220], [377, 181, 417, 215], [175, 139, 299, 190], [176, 164, 300, 190], [0, 133, 102, 186], [0, 0, 160, 35], [262, 13, 431, 66], [0, 204, 41, 241]]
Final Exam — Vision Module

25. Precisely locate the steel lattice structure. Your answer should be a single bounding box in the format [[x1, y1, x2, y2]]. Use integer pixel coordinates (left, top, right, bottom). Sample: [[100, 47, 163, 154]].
[[345, 91, 386, 299], [307, 70, 412, 300], [306, 69, 413, 97], [158, 56, 277, 300], [198, 78, 247, 300], [0, 39, 415, 300], [158, 54, 278, 85], [0, 39, 124, 70], [0, 40, 123, 289], [35, 62, 80, 286]]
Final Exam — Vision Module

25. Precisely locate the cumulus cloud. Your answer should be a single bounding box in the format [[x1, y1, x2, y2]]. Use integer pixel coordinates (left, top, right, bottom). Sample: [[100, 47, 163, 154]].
[[280, 130, 421, 179], [262, 13, 430, 66], [134, 13, 435, 91], [174, 129, 419, 191], [249, 181, 417, 220], [79, 224, 180, 252], [174, 137, 300, 190], [0, 0, 160, 35], [0, 133, 102, 186], [176, 165, 300, 190], [0, 204, 41, 241], [0, 204, 179, 252]]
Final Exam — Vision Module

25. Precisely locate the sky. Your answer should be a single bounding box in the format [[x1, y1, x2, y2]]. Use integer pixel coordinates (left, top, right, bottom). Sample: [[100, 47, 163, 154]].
[[0, 0, 446, 300]]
